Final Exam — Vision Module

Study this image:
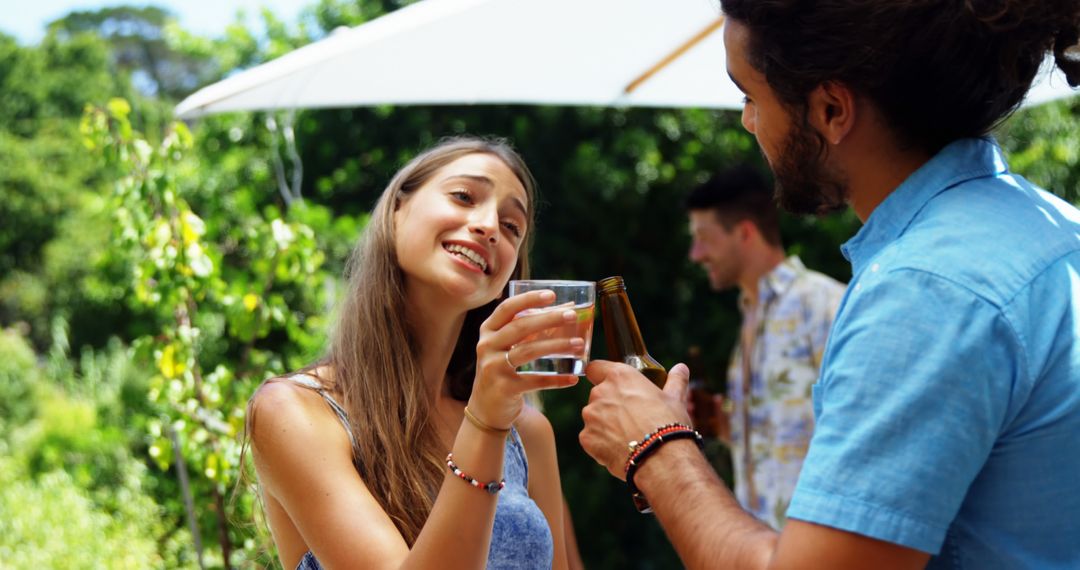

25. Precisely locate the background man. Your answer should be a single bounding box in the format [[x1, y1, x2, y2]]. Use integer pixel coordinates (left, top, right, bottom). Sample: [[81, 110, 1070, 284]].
[[685, 165, 844, 529], [579, 1, 1080, 568]]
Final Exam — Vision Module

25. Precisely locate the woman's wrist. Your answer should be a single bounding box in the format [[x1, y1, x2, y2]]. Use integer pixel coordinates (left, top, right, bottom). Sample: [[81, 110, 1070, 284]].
[[448, 412, 509, 484], [463, 405, 512, 437], [465, 393, 519, 430]]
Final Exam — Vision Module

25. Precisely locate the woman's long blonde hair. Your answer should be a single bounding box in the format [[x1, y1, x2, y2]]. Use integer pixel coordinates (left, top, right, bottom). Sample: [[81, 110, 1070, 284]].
[[320, 136, 536, 544]]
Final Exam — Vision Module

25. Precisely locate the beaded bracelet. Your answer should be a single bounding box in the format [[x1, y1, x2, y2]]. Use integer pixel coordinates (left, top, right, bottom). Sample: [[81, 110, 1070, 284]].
[[446, 452, 505, 495], [624, 425, 704, 514], [624, 423, 695, 473]]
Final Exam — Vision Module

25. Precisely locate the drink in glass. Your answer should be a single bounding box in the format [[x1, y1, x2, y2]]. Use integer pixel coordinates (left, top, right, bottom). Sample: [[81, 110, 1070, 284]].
[[508, 280, 595, 375]]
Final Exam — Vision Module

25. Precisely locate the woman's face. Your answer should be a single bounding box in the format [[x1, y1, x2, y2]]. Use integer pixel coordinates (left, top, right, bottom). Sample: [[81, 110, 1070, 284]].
[[394, 152, 530, 310]]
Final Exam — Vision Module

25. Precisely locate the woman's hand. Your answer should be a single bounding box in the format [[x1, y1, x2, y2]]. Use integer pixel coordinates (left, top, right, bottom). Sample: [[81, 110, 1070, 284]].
[[468, 289, 585, 429]]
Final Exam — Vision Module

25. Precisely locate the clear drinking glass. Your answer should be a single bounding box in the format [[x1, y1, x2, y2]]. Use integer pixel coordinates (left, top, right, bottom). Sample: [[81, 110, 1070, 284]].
[[508, 280, 595, 375]]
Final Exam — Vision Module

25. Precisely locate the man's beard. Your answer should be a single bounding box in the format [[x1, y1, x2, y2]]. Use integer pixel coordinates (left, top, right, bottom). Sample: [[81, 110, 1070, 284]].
[[771, 117, 848, 216]]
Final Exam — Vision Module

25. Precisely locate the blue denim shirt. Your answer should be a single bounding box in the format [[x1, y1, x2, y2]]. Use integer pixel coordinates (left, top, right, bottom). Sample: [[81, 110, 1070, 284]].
[[787, 138, 1080, 568]]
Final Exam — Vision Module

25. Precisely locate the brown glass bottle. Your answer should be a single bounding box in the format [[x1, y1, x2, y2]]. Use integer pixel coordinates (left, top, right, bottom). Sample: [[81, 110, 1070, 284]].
[[597, 276, 667, 387]]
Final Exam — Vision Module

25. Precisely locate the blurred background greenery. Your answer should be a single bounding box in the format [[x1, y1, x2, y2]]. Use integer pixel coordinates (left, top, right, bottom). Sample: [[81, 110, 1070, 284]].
[[1, 1, 1077, 568]]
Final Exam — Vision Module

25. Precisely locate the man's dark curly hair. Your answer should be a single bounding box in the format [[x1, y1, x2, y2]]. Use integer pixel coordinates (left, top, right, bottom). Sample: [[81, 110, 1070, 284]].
[[719, 0, 1080, 154]]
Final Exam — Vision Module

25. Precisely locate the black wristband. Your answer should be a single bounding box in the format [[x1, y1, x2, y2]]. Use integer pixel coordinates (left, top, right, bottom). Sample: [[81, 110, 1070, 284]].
[[626, 428, 704, 514]]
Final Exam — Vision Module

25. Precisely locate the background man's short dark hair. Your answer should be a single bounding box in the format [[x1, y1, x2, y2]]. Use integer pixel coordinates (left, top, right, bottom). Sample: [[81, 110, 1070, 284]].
[[685, 165, 782, 247]]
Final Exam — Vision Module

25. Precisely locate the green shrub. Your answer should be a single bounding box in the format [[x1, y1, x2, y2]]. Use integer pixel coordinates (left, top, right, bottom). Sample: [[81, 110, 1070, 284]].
[[0, 334, 198, 569], [0, 327, 38, 437], [0, 457, 173, 569]]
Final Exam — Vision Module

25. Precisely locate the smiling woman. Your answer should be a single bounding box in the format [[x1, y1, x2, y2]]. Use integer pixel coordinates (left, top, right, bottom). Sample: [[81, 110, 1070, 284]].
[[245, 136, 581, 570]]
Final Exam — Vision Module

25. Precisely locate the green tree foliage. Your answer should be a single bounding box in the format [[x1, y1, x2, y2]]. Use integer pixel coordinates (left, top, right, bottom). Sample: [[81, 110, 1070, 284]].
[[0, 31, 131, 134], [46, 6, 245, 102], [0, 31, 115, 268], [999, 98, 1080, 204], [82, 97, 342, 567], [0, 27, 158, 351]]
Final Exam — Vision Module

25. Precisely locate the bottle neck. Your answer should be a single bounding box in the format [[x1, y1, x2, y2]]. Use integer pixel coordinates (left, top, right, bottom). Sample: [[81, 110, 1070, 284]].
[[600, 289, 650, 358]]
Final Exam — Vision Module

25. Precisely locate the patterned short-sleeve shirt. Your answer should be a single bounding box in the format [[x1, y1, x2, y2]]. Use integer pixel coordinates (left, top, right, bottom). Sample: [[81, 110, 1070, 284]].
[[726, 256, 845, 529]]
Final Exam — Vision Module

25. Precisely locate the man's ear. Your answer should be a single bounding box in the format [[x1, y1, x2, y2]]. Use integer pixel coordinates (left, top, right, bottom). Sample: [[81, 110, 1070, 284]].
[[807, 81, 856, 146], [737, 219, 756, 244]]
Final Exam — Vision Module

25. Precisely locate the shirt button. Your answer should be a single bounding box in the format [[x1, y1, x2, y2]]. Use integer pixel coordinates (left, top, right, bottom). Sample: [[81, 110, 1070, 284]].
[[871, 263, 880, 272], [854, 283, 862, 292]]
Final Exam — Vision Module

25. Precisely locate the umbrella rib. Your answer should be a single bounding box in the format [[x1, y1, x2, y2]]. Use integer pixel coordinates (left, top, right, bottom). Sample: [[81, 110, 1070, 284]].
[[623, 15, 725, 95]]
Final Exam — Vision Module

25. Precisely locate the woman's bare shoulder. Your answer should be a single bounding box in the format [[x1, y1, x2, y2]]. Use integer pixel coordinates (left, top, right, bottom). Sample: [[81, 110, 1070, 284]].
[[248, 375, 348, 454], [251, 375, 322, 415], [247, 375, 411, 566]]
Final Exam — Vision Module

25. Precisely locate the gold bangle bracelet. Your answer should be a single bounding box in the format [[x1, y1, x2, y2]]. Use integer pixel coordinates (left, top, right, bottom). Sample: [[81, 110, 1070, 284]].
[[463, 406, 511, 436]]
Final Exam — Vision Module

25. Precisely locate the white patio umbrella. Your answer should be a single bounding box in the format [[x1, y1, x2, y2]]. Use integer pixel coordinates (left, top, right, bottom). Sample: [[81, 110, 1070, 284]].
[[174, 0, 1076, 119], [175, 0, 745, 118]]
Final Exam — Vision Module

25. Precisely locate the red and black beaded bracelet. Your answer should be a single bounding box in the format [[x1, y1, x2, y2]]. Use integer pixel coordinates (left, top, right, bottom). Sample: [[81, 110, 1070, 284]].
[[624, 424, 704, 513], [446, 452, 506, 495], [624, 423, 696, 473]]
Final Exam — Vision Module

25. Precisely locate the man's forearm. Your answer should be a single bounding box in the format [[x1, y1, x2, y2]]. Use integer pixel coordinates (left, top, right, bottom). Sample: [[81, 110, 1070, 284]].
[[634, 440, 779, 570]]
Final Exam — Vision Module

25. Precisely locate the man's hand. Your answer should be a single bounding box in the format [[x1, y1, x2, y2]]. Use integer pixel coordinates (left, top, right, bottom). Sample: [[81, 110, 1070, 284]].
[[581, 362, 930, 570], [579, 361, 694, 479]]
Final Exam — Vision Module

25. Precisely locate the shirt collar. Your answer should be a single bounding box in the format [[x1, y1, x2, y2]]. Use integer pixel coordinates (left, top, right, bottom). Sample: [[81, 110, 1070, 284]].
[[840, 137, 1010, 273], [739, 255, 805, 312]]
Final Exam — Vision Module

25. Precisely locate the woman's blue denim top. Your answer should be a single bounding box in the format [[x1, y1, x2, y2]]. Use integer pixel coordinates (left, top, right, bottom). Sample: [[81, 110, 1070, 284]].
[[287, 374, 554, 569]]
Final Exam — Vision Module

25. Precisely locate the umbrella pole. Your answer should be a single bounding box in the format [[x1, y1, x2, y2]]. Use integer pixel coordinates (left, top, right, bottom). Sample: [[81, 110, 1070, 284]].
[[623, 16, 726, 95]]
